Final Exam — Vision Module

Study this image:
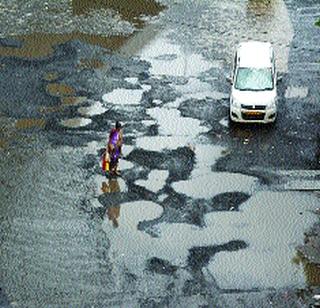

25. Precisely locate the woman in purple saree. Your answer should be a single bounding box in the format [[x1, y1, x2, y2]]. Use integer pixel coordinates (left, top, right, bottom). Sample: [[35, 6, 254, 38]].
[[107, 121, 123, 176]]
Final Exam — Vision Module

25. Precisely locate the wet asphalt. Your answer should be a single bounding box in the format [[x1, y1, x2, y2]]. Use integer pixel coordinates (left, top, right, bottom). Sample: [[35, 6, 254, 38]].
[[0, 0, 320, 307]]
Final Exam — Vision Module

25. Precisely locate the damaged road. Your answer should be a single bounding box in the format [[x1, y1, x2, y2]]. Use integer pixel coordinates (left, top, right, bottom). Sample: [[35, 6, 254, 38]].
[[0, 0, 320, 307]]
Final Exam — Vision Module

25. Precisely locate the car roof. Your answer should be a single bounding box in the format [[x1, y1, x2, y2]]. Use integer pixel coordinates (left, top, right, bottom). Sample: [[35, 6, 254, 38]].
[[237, 41, 273, 68]]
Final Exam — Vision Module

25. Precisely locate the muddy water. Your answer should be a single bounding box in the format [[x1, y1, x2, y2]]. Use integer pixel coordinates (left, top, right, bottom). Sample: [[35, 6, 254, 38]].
[[0, 0, 165, 57]]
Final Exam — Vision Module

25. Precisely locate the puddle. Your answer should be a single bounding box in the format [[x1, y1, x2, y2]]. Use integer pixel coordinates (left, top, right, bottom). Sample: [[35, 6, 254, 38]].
[[135, 136, 192, 152], [46, 83, 76, 97], [206, 191, 319, 289], [0, 0, 165, 58], [285, 86, 309, 99], [174, 78, 228, 101], [172, 172, 258, 199], [171, 78, 230, 102], [174, 78, 211, 94], [90, 198, 104, 209], [141, 119, 157, 126], [100, 190, 318, 282], [42, 72, 60, 82], [122, 145, 135, 157], [190, 144, 226, 178], [61, 96, 87, 106], [147, 107, 209, 137], [119, 158, 135, 171], [158, 194, 168, 202], [77, 58, 105, 70], [137, 31, 214, 77], [135, 105, 211, 152], [39, 105, 64, 114], [72, 0, 165, 24], [125, 77, 139, 84], [135, 169, 169, 193], [15, 118, 46, 129], [0, 33, 130, 58], [283, 179, 320, 191], [95, 175, 127, 197], [101, 200, 163, 271], [102, 85, 151, 105], [78, 101, 107, 117], [60, 117, 92, 128]]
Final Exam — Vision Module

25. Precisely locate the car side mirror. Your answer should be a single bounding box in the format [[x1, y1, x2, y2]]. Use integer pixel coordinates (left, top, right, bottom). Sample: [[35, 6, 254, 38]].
[[226, 76, 233, 84], [277, 75, 283, 83]]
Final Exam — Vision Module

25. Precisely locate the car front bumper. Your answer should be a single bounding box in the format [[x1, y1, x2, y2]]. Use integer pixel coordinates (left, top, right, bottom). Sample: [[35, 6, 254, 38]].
[[230, 106, 277, 123]]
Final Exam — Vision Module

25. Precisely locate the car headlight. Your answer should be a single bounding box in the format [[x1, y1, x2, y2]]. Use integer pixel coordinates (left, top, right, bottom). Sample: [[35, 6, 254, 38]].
[[268, 100, 276, 109], [231, 98, 241, 108]]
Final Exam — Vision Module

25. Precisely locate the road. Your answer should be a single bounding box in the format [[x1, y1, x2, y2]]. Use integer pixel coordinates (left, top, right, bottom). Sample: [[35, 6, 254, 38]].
[[0, 0, 319, 307]]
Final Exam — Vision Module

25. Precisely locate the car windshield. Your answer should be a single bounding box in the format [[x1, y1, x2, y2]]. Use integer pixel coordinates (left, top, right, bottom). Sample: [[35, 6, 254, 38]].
[[235, 67, 273, 91]]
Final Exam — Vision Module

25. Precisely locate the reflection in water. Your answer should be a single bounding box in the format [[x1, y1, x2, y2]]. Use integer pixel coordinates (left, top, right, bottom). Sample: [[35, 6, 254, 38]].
[[102, 178, 121, 228]]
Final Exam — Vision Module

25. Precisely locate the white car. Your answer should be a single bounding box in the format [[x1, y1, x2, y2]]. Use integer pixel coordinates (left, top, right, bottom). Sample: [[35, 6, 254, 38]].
[[229, 41, 278, 123]]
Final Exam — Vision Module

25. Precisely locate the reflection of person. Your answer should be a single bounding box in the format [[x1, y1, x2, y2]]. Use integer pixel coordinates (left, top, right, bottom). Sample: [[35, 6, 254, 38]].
[[107, 204, 120, 228], [101, 178, 121, 228], [107, 121, 123, 176], [101, 177, 120, 194]]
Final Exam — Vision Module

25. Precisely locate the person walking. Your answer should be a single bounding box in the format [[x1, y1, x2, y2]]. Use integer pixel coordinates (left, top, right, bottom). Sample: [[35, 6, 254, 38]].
[[107, 121, 123, 176]]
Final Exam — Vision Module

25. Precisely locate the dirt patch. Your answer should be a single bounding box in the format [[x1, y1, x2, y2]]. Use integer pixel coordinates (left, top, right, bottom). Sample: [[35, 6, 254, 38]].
[[0, 139, 7, 149], [0, 33, 130, 58], [293, 252, 320, 287], [39, 106, 64, 114], [61, 96, 87, 106], [15, 118, 46, 129], [42, 72, 60, 82], [46, 83, 76, 97], [72, 0, 166, 24], [78, 58, 105, 69]]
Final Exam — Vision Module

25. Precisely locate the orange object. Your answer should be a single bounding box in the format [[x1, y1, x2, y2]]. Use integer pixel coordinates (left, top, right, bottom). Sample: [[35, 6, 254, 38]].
[[102, 152, 110, 172]]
